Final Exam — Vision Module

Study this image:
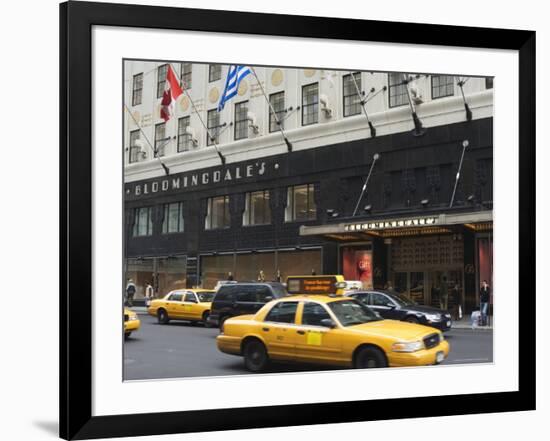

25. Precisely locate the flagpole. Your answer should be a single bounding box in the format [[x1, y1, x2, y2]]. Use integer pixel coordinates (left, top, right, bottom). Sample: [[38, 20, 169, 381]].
[[170, 63, 226, 165], [124, 104, 170, 175], [352, 153, 380, 217], [349, 72, 376, 138], [250, 67, 293, 152]]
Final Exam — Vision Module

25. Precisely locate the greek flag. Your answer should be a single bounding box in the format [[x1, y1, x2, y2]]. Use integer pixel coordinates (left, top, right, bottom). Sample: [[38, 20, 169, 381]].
[[217, 65, 252, 112]]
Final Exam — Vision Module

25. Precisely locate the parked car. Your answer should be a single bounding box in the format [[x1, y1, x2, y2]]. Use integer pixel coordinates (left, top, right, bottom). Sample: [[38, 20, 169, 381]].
[[207, 282, 288, 330], [346, 290, 452, 331]]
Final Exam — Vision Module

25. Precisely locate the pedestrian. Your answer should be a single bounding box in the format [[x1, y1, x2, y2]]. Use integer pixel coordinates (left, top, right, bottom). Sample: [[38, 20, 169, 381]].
[[450, 284, 460, 320], [480, 280, 491, 326], [471, 308, 481, 329], [386, 281, 394, 292], [440, 277, 449, 311], [145, 281, 154, 306], [257, 270, 265, 282], [311, 269, 316, 276], [227, 271, 234, 281], [125, 278, 136, 307], [275, 269, 282, 283]]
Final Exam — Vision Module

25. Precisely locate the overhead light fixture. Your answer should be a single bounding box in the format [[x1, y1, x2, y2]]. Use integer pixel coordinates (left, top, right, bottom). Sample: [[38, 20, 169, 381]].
[[363, 204, 372, 212], [331, 211, 339, 218], [421, 199, 429, 207], [467, 194, 475, 204], [326, 208, 335, 215]]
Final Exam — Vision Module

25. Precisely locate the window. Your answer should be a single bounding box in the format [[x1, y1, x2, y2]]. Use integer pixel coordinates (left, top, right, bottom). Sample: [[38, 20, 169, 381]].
[[371, 293, 393, 307], [234, 101, 249, 140], [302, 302, 331, 326], [162, 202, 184, 233], [285, 184, 316, 222], [388, 73, 408, 107], [269, 91, 285, 132], [209, 64, 221, 82], [265, 301, 298, 324], [132, 73, 143, 106], [205, 195, 230, 230], [184, 292, 197, 303], [132, 207, 153, 237], [431, 75, 455, 99], [207, 109, 220, 146], [181, 63, 192, 89], [168, 293, 183, 302], [302, 83, 319, 125], [243, 190, 271, 226], [154, 123, 166, 157], [343, 72, 362, 117], [177, 117, 192, 152], [129, 130, 141, 164], [485, 77, 494, 89], [157, 64, 168, 98]]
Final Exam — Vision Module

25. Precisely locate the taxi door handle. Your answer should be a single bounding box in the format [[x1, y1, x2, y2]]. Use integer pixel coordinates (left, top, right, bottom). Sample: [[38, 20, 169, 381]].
[[262, 327, 270, 332], [296, 330, 306, 335]]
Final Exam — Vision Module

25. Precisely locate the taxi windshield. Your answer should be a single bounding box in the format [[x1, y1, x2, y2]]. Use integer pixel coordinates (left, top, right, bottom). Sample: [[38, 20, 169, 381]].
[[197, 292, 215, 302], [328, 299, 382, 327]]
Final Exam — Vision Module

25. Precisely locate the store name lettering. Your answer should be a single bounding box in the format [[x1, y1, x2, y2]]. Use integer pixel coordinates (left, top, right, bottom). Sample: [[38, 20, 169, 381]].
[[132, 161, 267, 196], [344, 216, 438, 231]]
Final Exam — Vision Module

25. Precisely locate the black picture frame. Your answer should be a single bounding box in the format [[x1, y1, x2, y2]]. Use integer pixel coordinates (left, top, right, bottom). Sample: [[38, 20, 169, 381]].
[[60, 1, 536, 439]]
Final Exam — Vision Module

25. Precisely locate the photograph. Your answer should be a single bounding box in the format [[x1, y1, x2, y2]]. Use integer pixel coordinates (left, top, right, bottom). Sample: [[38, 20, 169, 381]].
[[122, 60, 494, 380]]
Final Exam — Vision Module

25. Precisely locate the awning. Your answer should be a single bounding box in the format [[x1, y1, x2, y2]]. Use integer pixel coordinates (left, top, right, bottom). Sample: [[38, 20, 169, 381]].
[[299, 210, 493, 241]]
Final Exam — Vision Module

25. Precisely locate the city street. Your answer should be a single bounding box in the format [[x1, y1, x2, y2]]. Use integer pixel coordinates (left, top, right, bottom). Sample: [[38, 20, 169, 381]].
[[124, 313, 493, 380]]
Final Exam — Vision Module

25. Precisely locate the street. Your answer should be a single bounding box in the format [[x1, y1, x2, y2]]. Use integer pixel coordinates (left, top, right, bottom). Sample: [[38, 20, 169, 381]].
[[124, 313, 493, 380]]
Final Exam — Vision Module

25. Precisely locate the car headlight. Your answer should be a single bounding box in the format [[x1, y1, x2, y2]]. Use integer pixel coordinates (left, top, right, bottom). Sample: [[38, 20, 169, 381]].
[[392, 341, 424, 352], [129, 314, 138, 321], [425, 313, 441, 321]]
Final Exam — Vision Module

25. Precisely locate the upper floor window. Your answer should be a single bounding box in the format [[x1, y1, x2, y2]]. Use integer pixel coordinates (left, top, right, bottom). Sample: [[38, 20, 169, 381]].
[[132, 207, 153, 237], [132, 73, 143, 106], [207, 109, 221, 146], [243, 190, 271, 226], [234, 101, 249, 140], [209, 64, 221, 82], [181, 63, 192, 89], [388, 73, 408, 108], [157, 64, 168, 98], [343, 72, 362, 117], [302, 83, 319, 126], [162, 202, 184, 233], [129, 130, 141, 164], [154, 123, 166, 157], [285, 184, 316, 222], [485, 77, 494, 89], [205, 195, 230, 230], [269, 91, 285, 132], [431, 75, 455, 99], [177, 116, 192, 152]]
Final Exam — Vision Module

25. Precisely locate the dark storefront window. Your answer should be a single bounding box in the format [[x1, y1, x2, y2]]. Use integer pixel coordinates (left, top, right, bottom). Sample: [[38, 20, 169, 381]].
[[205, 195, 230, 230], [485, 77, 494, 89], [162, 202, 184, 233], [302, 83, 319, 126], [234, 101, 249, 140], [285, 184, 316, 222], [431, 75, 455, 99], [154, 123, 166, 157], [207, 109, 220, 146], [269, 91, 285, 132], [177, 116, 192, 152], [132, 73, 143, 106], [157, 256, 187, 295], [129, 130, 141, 164], [243, 190, 271, 226], [388, 73, 408, 108], [126, 258, 154, 300], [343, 72, 362, 117], [180, 62, 192, 89], [132, 207, 153, 237], [157, 64, 167, 98], [209, 64, 221, 82]]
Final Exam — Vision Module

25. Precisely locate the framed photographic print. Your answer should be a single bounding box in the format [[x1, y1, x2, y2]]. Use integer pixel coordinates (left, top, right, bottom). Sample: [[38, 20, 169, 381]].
[[60, 1, 536, 439]]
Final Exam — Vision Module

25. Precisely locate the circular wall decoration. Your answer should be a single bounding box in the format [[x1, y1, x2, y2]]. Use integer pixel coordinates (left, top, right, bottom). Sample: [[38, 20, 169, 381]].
[[304, 69, 316, 78], [179, 96, 190, 112], [271, 69, 283, 87], [209, 87, 220, 103], [238, 80, 248, 96]]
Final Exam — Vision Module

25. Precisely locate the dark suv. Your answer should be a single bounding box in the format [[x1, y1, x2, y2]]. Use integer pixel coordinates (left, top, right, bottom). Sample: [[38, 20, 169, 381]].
[[208, 282, 288, 330]]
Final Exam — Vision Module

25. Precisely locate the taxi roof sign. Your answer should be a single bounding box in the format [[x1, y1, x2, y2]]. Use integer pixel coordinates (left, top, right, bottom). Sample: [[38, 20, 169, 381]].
[[286, 275, 346, 296]]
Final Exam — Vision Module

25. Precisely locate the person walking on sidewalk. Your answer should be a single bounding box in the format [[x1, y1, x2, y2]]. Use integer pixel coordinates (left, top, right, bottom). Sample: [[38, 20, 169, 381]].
[[145, 281, 154, 306], [480, 280, 491, 326], [125, 278, 136, 307]]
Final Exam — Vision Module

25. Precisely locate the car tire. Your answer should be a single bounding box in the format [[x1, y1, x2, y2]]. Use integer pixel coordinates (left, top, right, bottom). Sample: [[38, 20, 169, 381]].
[[243, 339, 269, 372], [219, 316, 228, 332], [157, 309, 170, 324], [202, 311, 211, 327], [124, 332, 131, 339], [354, 346, 387, 369], [404, 316, 419, 324]]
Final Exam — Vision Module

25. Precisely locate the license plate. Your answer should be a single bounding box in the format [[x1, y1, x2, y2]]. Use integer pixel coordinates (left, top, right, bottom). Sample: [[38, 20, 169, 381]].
[[436, 351, 445, 363]]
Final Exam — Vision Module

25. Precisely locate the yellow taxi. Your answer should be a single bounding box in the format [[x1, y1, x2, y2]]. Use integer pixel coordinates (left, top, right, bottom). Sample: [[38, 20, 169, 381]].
[[217, 276, 449, 372], [147, 289, 216, 325], [124, 308, 140, 339]]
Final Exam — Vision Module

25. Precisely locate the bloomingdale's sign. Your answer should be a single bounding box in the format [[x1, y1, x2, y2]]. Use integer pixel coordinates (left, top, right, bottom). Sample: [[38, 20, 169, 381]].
[[127, 160, 273, 198]]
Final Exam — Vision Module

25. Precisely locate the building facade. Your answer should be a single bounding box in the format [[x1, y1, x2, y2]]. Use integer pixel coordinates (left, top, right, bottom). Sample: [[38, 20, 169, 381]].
[[124, 60, 493, 313]]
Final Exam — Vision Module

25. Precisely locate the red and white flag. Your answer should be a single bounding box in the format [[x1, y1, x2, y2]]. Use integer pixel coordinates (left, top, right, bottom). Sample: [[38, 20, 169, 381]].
[[160, 65, 183, 122]]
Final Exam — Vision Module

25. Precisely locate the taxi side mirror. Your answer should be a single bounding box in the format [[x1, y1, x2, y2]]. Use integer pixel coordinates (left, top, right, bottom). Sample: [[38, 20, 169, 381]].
[[320, 318, 336, 329]]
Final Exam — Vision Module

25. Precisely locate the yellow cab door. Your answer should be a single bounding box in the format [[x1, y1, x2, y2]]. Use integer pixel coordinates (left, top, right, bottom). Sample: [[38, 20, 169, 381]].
[[180, 292, 200, 320], [260, 300, 299, 361], [294, 301, 345, 365], [164, 292, 183, 318]]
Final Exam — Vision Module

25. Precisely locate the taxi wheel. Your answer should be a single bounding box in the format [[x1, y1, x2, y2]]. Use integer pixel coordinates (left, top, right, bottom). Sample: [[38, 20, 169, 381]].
[[202, 311, 211, 327], [243, 340, 269, 372], [405, 316, 419, 324], [354, 346, 387, 369], [157, 309, 170, 324]]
